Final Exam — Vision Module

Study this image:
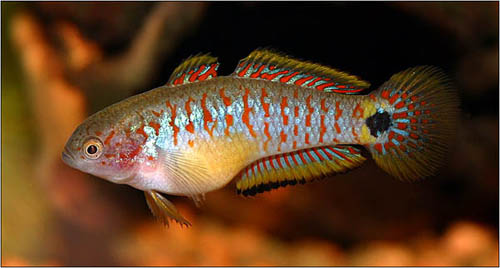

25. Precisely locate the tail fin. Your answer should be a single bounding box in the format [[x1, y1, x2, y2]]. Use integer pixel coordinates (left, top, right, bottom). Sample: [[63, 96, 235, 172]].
[[367, 66, 459, 181]]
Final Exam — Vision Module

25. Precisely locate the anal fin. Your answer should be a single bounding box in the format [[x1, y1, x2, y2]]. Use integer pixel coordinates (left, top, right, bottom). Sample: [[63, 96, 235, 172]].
[[236, 145, 366, 196], [144, 190, 191, 227]]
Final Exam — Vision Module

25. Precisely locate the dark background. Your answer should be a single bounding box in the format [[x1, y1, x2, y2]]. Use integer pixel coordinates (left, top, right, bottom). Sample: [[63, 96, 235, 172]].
[[2, 2, 498, 266]]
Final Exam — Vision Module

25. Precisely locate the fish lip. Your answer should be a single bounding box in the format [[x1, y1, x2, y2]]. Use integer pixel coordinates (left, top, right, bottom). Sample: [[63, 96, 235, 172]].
[[61, 147, 75, 165]]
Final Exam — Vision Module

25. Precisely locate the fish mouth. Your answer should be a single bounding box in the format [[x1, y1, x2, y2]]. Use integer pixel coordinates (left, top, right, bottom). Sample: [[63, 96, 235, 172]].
[[61, 147, 75, 166]]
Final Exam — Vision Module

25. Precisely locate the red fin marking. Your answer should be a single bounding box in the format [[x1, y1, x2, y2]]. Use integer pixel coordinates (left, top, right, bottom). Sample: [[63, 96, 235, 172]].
[[260, 70, 289, 80], [189, 64, 205, 82], [198, 63, 218, 81], [316, 82, 336, 91], [250, 64, 266, 78], [389, 93, 399, 104], [294, 76, 314, 86], [280, 72, 299, 83]]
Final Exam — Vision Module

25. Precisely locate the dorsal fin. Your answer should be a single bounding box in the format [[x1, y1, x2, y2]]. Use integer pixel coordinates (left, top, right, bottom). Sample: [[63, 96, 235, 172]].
[[236, 145, 366, 196], [167, 54, 219, 86], [232, 49, 370, 94]]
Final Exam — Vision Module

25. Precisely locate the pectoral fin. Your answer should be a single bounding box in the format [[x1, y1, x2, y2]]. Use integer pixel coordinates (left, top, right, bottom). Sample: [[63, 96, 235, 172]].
[[144, 190, 191, 227]]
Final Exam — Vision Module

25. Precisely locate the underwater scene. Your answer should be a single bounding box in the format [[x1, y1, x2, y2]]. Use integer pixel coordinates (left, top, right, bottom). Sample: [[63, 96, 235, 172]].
[[2, 2, 498, 266]]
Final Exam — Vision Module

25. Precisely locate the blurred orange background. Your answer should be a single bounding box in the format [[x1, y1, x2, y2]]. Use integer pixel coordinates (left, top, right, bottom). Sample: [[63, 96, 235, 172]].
[[2, 2, 498, 266]]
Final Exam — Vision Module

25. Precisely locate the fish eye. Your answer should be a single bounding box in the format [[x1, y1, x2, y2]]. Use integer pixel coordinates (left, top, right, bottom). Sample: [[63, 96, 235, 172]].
[[83, 138, 103, 159]]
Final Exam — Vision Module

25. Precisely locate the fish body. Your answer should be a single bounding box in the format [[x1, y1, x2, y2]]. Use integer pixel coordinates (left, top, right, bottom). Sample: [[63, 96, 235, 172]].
[[62, 49, 459, 226]]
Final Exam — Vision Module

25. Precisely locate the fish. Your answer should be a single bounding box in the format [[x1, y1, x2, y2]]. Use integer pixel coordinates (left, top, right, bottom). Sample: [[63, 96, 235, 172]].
[[62, 49, 459, 226]]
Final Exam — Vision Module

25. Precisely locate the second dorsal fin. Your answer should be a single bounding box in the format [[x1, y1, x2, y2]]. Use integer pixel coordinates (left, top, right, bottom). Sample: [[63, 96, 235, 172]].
[[232, 49, 370, 94], [167, 54, 219, 86]]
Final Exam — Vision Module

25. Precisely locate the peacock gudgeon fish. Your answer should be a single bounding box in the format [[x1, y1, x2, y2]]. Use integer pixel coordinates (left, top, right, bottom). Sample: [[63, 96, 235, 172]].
[[62, 49, 459, 226]]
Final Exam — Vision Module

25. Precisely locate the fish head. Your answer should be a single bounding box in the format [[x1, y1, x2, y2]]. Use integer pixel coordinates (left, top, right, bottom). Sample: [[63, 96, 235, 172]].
[[62, 107, 146, 184]]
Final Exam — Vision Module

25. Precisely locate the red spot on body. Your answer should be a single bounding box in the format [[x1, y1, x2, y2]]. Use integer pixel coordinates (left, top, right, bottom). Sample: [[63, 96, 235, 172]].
[[334, 122, 341, 134], [263, 122, 271, 151], [370, 94, 377, 101], [185, 97, 195, 134], [294, 125, 298, 136], [281, 96, 289, 126], [104, 131, 115, 145], [335, 102, 343, 120], [305, 95, 313, 127], [147, 156, 154, 161], [148, 121, 161, 136], [410, 133, 419, 139], [319, 100, 328, 116], [225, 114, 233, 136], [319, 115, 326, 143], [201, 93, 217, 137], [152, 110, 163, 117], [352, 103, 364, 119], [136, 125, 148, 140], [374, 143, 383, 154], [220, 88, 232, 107], [242, 87, 257, 138], [397, 135, 405, 142], [414, 110, 421, 116], [188, 140, 194, 147], [261, 88, 270, 117], [293, 140, 297, 149], [95, 131, 102, 136], [305, 133, 310, 145], [293, 89, 298, 99], [399, 144, 407, 152], [165, 101, 179, 145]]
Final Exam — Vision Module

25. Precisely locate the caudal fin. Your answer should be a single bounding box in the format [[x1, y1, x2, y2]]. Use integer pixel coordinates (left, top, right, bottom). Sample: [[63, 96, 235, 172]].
[[367, 66, 459, 181]]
